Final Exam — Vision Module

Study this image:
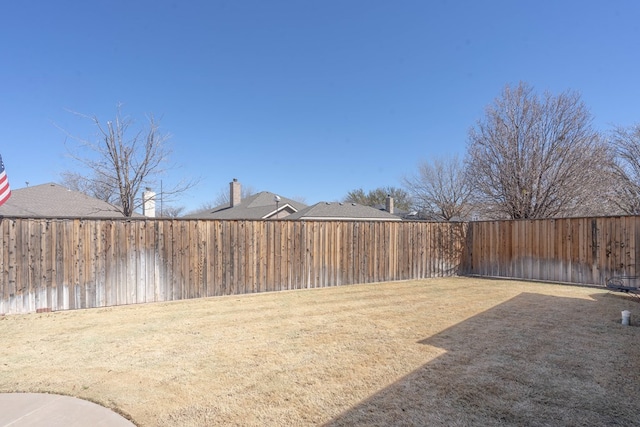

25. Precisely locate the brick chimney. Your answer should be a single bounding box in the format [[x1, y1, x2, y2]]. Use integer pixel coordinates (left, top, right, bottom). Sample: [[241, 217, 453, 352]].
[[385, 195, 394, 214], [143, 188, 156, 217], [230, 179, 241, 207]]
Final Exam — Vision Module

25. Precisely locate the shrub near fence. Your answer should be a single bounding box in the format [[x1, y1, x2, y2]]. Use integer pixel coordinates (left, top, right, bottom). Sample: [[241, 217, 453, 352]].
[[0, 218, 465, 314]]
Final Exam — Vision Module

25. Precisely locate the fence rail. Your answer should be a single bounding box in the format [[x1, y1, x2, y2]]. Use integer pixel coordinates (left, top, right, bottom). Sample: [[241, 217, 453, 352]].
[[0, 218, 465, 314]]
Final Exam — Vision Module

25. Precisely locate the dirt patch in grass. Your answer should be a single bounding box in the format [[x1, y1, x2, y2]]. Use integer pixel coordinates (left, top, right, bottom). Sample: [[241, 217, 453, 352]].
[[1, 277, 638, 426]]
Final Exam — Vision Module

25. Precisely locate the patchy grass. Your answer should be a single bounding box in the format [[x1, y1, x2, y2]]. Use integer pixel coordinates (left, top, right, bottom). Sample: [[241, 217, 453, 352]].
[[1, 277, 638, 426]]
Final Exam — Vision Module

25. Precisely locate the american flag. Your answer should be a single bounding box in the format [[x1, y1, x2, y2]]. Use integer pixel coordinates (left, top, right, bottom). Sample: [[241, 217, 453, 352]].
[[0, 154, 11, 207]]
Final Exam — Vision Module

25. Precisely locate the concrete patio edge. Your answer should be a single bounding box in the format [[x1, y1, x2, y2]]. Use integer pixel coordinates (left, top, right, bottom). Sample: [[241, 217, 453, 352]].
[[0, 393, 135, 427]]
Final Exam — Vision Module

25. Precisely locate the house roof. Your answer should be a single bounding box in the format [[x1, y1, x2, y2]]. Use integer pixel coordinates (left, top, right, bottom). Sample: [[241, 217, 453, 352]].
[[285, 202, 402, 221], [184, 191, 307, 220], [0, 183, 128, 218]]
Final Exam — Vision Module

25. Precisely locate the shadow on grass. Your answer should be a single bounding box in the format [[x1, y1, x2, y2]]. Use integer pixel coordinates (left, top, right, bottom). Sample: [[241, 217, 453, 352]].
[[324, 292, 640, 427]]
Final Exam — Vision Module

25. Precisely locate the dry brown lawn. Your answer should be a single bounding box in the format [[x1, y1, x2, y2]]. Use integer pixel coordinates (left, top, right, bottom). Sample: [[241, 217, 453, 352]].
[[1, 277, 639, 426]]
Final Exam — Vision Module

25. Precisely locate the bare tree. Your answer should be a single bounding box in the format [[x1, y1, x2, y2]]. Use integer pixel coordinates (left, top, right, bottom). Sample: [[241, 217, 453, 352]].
[[60, 170, 118, 204], [61, 104, 195, 217], [158, 205, 185, 218], [403, 154, 473, 221], [343, 187, 412, 211], [466, 82, 613, 219], [608, 124, 640, 214]]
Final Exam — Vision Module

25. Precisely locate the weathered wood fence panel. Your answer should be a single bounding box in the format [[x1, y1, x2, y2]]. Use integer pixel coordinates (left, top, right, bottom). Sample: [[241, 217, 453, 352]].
[[0, 218, 465, 314], [3, 216, 639, 314], [462, 216, 640, 285]]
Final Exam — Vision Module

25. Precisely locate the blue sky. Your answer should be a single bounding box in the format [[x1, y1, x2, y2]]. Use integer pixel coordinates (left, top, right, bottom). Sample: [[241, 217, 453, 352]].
[[1, 0, 638, 212]]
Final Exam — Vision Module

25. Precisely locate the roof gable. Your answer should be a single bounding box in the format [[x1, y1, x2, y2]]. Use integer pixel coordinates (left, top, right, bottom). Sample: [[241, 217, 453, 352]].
[[185, 191, 307, 220]]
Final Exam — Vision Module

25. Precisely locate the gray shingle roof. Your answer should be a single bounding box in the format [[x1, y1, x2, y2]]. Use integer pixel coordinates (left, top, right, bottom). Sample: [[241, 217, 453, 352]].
[[285, 202, 401, 221], [184, 191, 307, 220], [0, 183, 128, 218]]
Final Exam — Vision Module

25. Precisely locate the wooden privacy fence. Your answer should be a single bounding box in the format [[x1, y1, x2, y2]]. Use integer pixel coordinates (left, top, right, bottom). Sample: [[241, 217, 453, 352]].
[[3, 216, 638, 314], [463, 216, 640, 285], [0, 218, 465, 314]]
